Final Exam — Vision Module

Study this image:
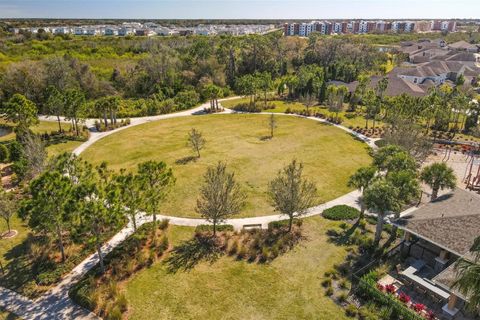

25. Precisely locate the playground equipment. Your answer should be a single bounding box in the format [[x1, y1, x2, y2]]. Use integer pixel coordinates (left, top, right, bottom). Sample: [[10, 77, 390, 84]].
[[464, 147, 480, 191]]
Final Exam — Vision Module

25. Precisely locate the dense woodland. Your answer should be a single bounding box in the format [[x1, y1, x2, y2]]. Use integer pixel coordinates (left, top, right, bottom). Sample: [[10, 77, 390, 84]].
[[0, 31, 388, 117]]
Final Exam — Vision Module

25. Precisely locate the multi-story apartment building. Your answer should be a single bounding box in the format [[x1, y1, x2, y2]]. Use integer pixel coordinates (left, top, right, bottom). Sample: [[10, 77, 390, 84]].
[[283, 20, 457, 36]]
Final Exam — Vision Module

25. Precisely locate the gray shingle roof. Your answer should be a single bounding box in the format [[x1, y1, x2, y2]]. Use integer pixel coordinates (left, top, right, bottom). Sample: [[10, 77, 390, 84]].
[[394, 188, 480, 256]]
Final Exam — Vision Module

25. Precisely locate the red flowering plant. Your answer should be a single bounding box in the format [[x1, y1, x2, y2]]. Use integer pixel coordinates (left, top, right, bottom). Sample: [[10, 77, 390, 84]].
[[425, 310, 435, 320], [412, 303, 426, 313], [376, 283, 385, 291], [385, 284, 396, 294], [398, 292, 411, 304]]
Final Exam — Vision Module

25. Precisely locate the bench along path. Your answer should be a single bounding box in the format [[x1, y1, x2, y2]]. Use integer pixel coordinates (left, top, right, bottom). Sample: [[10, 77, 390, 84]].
[[4, 100, 379, 319]]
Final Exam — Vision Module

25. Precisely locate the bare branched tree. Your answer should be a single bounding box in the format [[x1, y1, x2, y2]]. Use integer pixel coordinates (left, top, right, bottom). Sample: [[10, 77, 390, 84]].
[[196, 162, 245, 236], [187, 128, 206, 158]]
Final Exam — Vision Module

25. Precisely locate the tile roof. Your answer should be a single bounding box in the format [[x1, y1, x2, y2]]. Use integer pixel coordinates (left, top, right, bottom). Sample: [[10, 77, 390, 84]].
[[448, 40, 478, 51]]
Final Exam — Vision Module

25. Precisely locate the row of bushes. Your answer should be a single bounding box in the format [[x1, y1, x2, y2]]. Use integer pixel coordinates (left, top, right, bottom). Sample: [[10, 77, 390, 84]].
[[192, 219, 303, 264], [70, 220, 170, 319], [39, 127, 90, 143], [94, 119, 131, 132], [233, 102, 276, 113], [356, 272, 427, 320]]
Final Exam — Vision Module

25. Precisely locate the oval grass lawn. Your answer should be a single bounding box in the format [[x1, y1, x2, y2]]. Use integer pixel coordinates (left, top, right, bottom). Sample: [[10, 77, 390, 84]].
[[81, 114, 371, 218]]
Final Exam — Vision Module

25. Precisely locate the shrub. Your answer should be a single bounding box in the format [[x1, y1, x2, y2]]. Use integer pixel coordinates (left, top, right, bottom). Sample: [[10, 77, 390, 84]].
[[0, 144, 10, 163], [385, 284, 396, 294], [107, 306, 122, 320], [158, 235, 169, 253], [339, 279, 349, 289], [345, 304, 358, 317], [157, 218, 169, 230], [195, 224, 234, 233], [323, 205, 360, 221], [325, 287, 334, 296], [321, 278, 332, 288], [116, 293, 128, 312], [268, 218, 301, 230], [411, 303, 425, 313], [337, 292, 348, 303], [227, 239, 238, 256], [398, 292, 411, 304]]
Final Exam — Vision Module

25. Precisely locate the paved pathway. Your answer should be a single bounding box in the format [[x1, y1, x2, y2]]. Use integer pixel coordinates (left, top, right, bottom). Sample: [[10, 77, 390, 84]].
[[3, 98, 379, 319]]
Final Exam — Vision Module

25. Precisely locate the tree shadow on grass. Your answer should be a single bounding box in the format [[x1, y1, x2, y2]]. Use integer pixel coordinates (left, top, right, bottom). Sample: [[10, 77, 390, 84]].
[[259, 135, 272, 141], [175, 156, 198, 165], [326, 219, 362, 246], [164, 233, 222, 273]]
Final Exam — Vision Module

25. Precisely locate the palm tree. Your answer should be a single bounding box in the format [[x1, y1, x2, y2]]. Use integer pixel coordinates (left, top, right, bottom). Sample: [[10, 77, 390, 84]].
[[347, 166, 377, 219], [363, 179, 401, 245], [453, 236, 480, 312], [420, 162, 457, 201]]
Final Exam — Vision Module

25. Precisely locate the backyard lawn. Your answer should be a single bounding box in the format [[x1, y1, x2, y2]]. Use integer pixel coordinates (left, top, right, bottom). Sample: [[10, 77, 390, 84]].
[[124, 216, 350, 320], [82, 114, 371, 218]]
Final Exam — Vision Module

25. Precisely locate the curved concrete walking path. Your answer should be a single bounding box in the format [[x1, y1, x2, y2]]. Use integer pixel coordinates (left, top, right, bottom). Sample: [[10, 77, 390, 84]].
[[3, 98, 379, 319]]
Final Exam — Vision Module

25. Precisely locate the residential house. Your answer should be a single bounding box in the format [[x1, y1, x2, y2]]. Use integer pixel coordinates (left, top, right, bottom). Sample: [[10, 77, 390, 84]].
[[449, 41, 479, 53], [393, 188, 480, 319]]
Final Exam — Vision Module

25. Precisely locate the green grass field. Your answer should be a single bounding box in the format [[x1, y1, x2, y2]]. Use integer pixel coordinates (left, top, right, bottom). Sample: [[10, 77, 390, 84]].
[[0, 120, 82, 157], [82, 114, 371, 218], [221, 98, 381, 129], [125, 216, 350, 320], [0, 214, 30, 268]]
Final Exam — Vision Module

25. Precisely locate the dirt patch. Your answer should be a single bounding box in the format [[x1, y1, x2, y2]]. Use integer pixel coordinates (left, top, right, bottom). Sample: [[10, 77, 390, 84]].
[[1, 229, 18, 239]]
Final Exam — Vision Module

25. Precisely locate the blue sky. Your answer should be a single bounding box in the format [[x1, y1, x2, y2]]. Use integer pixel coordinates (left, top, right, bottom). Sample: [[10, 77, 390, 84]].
[[0, 0, 479, 19]]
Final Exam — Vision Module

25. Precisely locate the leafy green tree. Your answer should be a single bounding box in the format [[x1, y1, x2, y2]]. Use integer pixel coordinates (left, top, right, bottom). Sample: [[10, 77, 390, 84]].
[[196, 162, 245, 236], [74, 160, 126, 273], [347, 166, 377, 218], [0, 191, 17, 234], [350, 73, 370, 111], [453, 236, 480, 312], [64, 89, 86, 136], [326, 85, 348, 122], [203, 83, 223, 111], [112, 169, 143, 231], [45, 86, 65, 132], [268, 160, 317, 232], [187, 128, 206, 158], [22, 171, 73, 262], [138, 161, 175, 227], [373, 145, 409, 172], [94, 97, 110, 127], [257, 72, 273, 109], [363, 179, 402, 245], [0, 145, 9, 163], [386, 170, 421, 237], [14, 132, 46, 182], [236, 74, 259, 109], [420, 162, 457, 201], [2, 94, 38, 130]]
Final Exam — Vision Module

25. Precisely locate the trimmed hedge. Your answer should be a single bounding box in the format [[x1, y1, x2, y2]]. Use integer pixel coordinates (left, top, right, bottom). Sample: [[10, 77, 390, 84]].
[[268, 218, 303, 230], [195, 224, 234, 233], [322, 205, 360, 221]]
